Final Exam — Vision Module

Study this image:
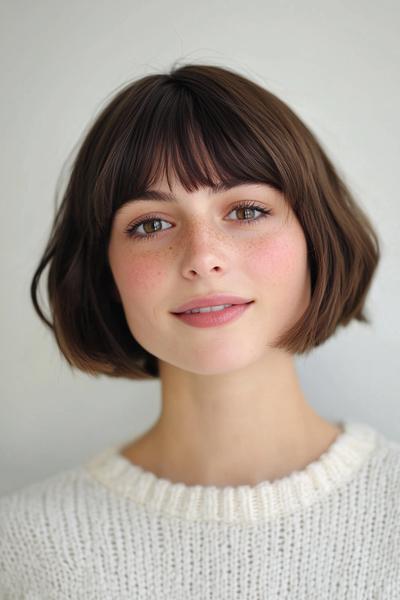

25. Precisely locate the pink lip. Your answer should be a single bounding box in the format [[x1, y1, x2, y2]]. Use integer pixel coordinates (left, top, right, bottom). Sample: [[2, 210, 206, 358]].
[[171, 294, 253, 314], [172, 302, 254, 328]]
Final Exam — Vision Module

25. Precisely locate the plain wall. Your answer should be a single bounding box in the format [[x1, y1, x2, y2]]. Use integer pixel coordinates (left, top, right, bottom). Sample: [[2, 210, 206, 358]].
[[1, 0, 399, 495]]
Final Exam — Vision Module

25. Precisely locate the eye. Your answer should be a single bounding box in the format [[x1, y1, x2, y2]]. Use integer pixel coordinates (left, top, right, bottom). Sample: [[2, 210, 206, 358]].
[[227, 202, 272, 224], [124, 200, 272, 241]]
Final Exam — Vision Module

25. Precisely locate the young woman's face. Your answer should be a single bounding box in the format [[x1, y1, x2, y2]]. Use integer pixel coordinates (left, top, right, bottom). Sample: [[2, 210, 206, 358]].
[[108, 174, 311, 374]]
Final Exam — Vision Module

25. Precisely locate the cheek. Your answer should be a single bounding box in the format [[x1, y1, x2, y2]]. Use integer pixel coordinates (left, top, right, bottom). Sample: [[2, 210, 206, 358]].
[[245, 232, 311, 338], [246, 232, 309, 294], [114, 250, 168, 303]]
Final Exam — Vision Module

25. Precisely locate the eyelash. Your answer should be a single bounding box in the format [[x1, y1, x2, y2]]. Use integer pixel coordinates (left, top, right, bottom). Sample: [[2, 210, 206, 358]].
[[124, 201, 272, 241]]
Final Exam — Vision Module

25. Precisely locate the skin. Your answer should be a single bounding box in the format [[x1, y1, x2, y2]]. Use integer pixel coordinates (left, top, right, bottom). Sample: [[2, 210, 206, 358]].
[[107, 172, 342, 487]]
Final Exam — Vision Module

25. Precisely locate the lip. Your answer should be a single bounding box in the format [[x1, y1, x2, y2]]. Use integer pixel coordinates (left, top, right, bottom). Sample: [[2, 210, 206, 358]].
[[172, 302, 254, 328], [171, 294, 254, 314]]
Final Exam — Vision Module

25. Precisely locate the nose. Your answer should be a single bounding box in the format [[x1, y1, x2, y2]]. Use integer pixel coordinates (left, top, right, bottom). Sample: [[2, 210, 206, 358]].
[[179, 224, 229, 279]]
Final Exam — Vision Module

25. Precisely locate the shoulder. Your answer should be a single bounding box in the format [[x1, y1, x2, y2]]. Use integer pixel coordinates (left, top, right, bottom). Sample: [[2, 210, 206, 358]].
[[0, 460, 112, 541], [340, 424, 400, 543], [0, 464, 94, 523], [360, 429, 400, 551], [0, 464, 85, 536], [358, 427, 400, 501], [367, 431, 400, 594], [370, 429, 400, 489], [0, 464, 101, 593]]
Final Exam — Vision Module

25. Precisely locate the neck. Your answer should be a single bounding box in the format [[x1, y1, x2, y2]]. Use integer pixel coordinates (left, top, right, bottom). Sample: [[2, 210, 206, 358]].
[[121, 350, 342, 487]]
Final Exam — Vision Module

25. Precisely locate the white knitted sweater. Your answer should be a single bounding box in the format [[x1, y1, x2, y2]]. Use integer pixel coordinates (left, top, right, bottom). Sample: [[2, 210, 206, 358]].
[[0, 420, 399, 599]]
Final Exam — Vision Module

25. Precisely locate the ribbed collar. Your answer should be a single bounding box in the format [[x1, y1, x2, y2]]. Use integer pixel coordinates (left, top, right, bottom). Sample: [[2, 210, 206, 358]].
[[83, 421, 378, 524]]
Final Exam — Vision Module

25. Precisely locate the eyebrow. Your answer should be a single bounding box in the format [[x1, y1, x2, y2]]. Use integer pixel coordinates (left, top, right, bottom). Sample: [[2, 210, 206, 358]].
[[124, 180, 258, 205]]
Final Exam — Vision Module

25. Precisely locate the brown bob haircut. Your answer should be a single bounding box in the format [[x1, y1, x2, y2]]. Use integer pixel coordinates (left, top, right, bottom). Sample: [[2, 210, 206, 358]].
[[30, 62, 381, 380]]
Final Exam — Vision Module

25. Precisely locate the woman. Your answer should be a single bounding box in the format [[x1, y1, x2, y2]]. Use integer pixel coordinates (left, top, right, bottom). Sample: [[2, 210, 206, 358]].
[[1, 62, 399, 598]]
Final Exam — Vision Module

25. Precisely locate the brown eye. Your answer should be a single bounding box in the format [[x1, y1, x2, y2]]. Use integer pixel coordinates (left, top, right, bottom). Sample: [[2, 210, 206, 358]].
[[125, 217, 172, 239], [228, 204, 267, 221], [124, 201, 271, 241]]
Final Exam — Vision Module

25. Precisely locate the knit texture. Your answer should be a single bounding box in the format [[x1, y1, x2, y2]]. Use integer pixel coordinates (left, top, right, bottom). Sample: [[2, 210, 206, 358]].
[[0, 420, 399, 599]]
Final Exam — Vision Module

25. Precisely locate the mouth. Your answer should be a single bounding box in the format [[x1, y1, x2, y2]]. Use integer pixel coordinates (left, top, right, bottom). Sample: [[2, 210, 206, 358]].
[[170, 301, 255, 328], [170, 294, 254, 315], [172, 300, 254, 315]]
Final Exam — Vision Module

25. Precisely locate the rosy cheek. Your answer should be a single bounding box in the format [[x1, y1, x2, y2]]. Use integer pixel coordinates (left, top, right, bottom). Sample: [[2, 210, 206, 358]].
[[245, 233, 307, 284], [120, 252, 167, 300]]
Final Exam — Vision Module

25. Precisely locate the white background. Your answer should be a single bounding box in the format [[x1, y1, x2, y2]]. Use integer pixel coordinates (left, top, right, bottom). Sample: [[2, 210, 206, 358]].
[[1, 0, 399, 495]]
